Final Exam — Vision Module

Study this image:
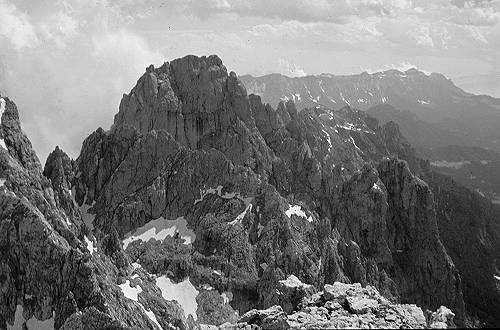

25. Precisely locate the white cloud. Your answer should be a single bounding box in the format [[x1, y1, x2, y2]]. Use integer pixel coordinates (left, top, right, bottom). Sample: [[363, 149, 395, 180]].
[[365, 62, 431, 74], [0, 0, 39, 50], [278, 58, 307, 77], [0, 0, 164, 161]]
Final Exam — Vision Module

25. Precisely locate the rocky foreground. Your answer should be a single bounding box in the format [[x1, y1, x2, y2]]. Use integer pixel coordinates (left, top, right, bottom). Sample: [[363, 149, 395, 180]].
[[202, 279, 455, 329]]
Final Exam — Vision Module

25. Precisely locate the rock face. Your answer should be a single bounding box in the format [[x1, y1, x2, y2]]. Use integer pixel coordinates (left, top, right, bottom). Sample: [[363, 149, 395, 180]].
[[0, 55, 479, 329], [114, 55, 272, 175]]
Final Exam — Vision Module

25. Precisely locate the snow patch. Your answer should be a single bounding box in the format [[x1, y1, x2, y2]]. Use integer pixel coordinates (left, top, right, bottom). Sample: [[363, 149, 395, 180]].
[[285, 204, 313, 222], [156, 276, 199, 320], [336, 122, 355, 130], [222, 291, 233, 304], [322, 129, 332, 152], [0, 98, 5, 117], [195, 186, 223, 204], [480, 160, 489, 165], [476, 189, 486, 198], [349, 136, 362, 152], [144, 309, 163, 330], [372, 182, 383, 192], [195, 185, 247, 203], [123, 216, 195, 250], [119, 280, 143, 301], [229, 202, 252, 226], [340, 92, 350, 105], [84, 236, 97, 255]]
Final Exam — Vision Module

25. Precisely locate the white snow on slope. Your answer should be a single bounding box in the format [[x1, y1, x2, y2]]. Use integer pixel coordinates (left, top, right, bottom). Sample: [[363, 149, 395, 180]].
[[195, 186, 247, 203], [372, 182, 383, 192], [144, 309, 162, 330], [321, 129, 332, 152], [0, 98, 7, 150], [156, 276, 199, 320], [229, 203, 253, 226], [119, 280, 143, 301], [222, 291, 233, 304], [123, 216, 195, 250], [349, 136, 362, 152], [195, 186, 223, 204], [285, 204, 313, 222], [84, 236, 97, 255]]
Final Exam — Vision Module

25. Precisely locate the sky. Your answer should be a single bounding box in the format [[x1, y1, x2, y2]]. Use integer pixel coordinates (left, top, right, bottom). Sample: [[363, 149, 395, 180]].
[[1, 0, 500, 162]]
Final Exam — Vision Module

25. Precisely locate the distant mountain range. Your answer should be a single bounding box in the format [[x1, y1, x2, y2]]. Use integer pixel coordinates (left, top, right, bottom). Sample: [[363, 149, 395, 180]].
[[240, 69, 500, 153], [240, 70, 500, 205]]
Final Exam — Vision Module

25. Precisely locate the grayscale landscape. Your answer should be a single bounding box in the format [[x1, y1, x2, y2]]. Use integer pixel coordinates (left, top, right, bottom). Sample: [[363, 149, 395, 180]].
[[1, 1, 499, 329]]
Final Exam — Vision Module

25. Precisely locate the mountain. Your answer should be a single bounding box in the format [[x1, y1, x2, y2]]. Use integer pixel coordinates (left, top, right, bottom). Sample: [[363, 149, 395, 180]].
[[2, 55, 499, 329], [240, 70, 500, 153], [365, 104, 470, 152], [241, 71, 500, 205]]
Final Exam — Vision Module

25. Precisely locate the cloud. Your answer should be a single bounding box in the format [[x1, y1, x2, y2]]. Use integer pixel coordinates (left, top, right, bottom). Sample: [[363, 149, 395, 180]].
[[278, 58, 307, 77], [0, 0, 39, 50], [0, 0, 164, 162], [364, 62, 431, 75]]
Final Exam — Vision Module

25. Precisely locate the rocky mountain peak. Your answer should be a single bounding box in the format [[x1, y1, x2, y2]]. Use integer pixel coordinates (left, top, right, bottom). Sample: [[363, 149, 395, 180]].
[[112, 54, 273, 175], [0, 95, 42, 175], [114, 54, 252, 147]]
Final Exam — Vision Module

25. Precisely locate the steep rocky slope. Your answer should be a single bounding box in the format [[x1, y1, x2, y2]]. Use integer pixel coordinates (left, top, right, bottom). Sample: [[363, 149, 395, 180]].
[[421, 165, 500, 327], [0, 55, 487, 329]]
